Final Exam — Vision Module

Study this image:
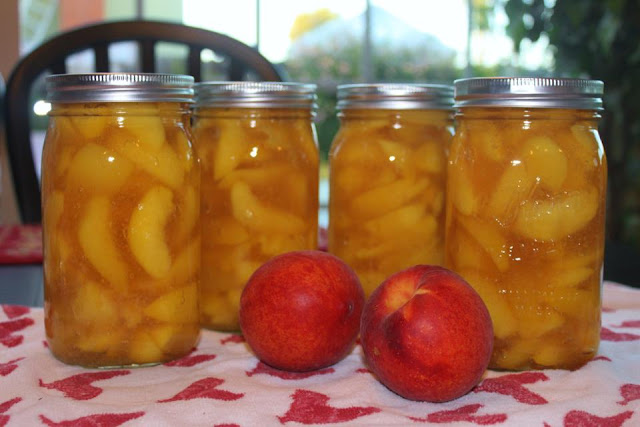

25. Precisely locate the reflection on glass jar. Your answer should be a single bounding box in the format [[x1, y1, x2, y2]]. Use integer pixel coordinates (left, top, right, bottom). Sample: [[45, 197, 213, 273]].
[[445, 77, 607, 370], [328, 84, 454, 297], [193, 82, 319, 331], [41, 73, 201, 368]]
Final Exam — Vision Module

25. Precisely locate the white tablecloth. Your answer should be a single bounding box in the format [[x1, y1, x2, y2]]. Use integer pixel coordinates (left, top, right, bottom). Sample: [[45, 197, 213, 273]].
[[1, 281, 639, 426]]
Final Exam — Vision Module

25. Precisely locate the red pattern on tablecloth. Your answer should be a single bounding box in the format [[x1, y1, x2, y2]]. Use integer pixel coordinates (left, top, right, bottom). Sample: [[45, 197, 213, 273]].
[[164, 352, 217, 367], [563, 409, 634, 427], [157, 377, 244, 402], [473, 372, 549, 405], [39, 371, 131, 400], [39, 411, 145, 427], [277, 389, 381, 424], [0, 317, 34, 348], [246, 361, 335, 380], [0, 282, 639, 426], [0, 225, 42, 265], [410, 403, 508, 424]]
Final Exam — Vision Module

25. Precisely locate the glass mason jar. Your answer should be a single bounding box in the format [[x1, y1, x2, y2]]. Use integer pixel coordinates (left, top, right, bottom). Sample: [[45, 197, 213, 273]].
[[329, 84, 454, 297], [42, 73, 201, 368], [445, 77, 607, 370], [193, 82, 319, 331]]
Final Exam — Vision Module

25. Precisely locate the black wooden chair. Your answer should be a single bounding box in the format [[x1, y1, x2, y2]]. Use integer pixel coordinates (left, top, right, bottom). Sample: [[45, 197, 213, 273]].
[[3, 20, 285, 224]]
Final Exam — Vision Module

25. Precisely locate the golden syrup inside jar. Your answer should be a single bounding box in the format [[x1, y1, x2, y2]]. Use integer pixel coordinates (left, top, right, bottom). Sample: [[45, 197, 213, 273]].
[[42, 101, 201, 368], [445, 106, 607, 370], [193, 105, 319, 331], [329, 108, 452, 296]]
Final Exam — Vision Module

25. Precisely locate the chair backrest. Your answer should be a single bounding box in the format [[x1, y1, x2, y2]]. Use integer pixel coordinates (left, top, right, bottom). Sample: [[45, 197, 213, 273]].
[[4, 20, 285, 224]]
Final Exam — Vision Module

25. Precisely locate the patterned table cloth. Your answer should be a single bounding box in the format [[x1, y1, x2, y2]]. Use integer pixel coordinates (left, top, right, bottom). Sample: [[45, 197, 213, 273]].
[[1, 281, 639, 426]]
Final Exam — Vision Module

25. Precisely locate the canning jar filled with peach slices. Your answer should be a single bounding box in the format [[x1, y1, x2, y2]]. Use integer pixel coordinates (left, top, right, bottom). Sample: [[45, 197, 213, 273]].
[[193, 82, 319, 331], [41, 73, 201, 368], [445, 77, 607, 370], [328, 84, 454, 297]]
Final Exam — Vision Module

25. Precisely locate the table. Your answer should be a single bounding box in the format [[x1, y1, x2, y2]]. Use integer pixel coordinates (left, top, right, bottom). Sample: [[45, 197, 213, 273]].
[[0, 281, 639, 426]]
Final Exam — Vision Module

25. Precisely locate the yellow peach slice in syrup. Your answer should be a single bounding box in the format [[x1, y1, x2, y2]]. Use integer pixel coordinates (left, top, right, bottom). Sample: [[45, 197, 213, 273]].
[[450, 167, 478, 216], [230, 181, 306, 234], [129, 186, 174, 279], [78, 197, 128, 292], [66, 143, 134, 194], [457, 216, 510, 272], [218, 164, 290, 190], [456, 269, 518, 339], [469, 121, 505, 163], [113, 134, 184, 189], [213, 124, 248, 181], [173, 130, 195, 173], [170, 237, 200, 285], [513, 186, 599, 242], [75, 329, 123, 354], [144, 285, 198, 324], [70, 116, 110, 139], [258, 233, 307, 258], [204, 216, 250, 246], [486, 162, 535, 224], [521, 136, 568, 192], [129, 331, 165, 364], [71, 280, 118, 325], [173, 186, 198, 245], [363, 203, 429, 240], [414, 140, 445, 175], [120, 116, 166, 152], [350, 178, 428, 220], [515, 304, 565, 339], [333, 166, 371, 198], [378, 139, 410, 165]]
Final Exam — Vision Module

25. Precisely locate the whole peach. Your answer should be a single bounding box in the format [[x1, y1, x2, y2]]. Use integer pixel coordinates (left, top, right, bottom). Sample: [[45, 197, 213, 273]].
[[240, 250, 364, 371], [360, 265, 493, 402]]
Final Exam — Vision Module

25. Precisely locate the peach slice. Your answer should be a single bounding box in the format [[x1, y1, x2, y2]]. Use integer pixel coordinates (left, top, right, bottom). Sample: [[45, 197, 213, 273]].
[[458, 216, 510, 272], [470, 121, 505, 163], [78, 196, 128, 292], [457, 269, 517, 339], [70, 116, 110, 139], [363, 203, 431, 240], [230, 181, 306, 233], [486, 162, 535, 224], [350, 178, 428, 220], [129, 331, 165, 364], [170, 237, 200, 284], [144, 285, 198, 324], [514, 186, 599, 241], [66, 143, 134, 194], [522, 136, 568, 191], [129, 186, 174, 279], [121, 116, 166, 151], [71, 280, 118, 325], [414, 140, 445, 175], [173, 185, 198, 245], [450, 167, 478, 216], [114, 136, 184, 189], [213, 124, 248, 180], [204, 216, 250, 246]]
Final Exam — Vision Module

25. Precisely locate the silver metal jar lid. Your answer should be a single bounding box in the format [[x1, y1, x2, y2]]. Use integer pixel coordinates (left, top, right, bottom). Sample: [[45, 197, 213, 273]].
[[46, 73, 195, 103], [336, 84, 454, 110], [454, 77, 604, 110], [194, 82, 317, 109]]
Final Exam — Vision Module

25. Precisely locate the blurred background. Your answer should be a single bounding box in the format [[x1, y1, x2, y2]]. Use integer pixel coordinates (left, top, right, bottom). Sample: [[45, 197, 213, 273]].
[[1, 0, 639, 255]]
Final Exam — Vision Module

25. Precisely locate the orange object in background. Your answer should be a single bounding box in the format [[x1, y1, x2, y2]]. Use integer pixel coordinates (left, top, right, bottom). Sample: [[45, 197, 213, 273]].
[[445, 77, 607, 370], [193, 82, 319, 332], [41, 74, 200, 368], [328, 84, 454, 297]]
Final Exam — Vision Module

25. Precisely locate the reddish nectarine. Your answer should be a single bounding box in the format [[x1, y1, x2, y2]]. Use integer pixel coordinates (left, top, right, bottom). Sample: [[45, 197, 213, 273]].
[[239, 250, 364, 371], [360, 265, 493, 402]]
